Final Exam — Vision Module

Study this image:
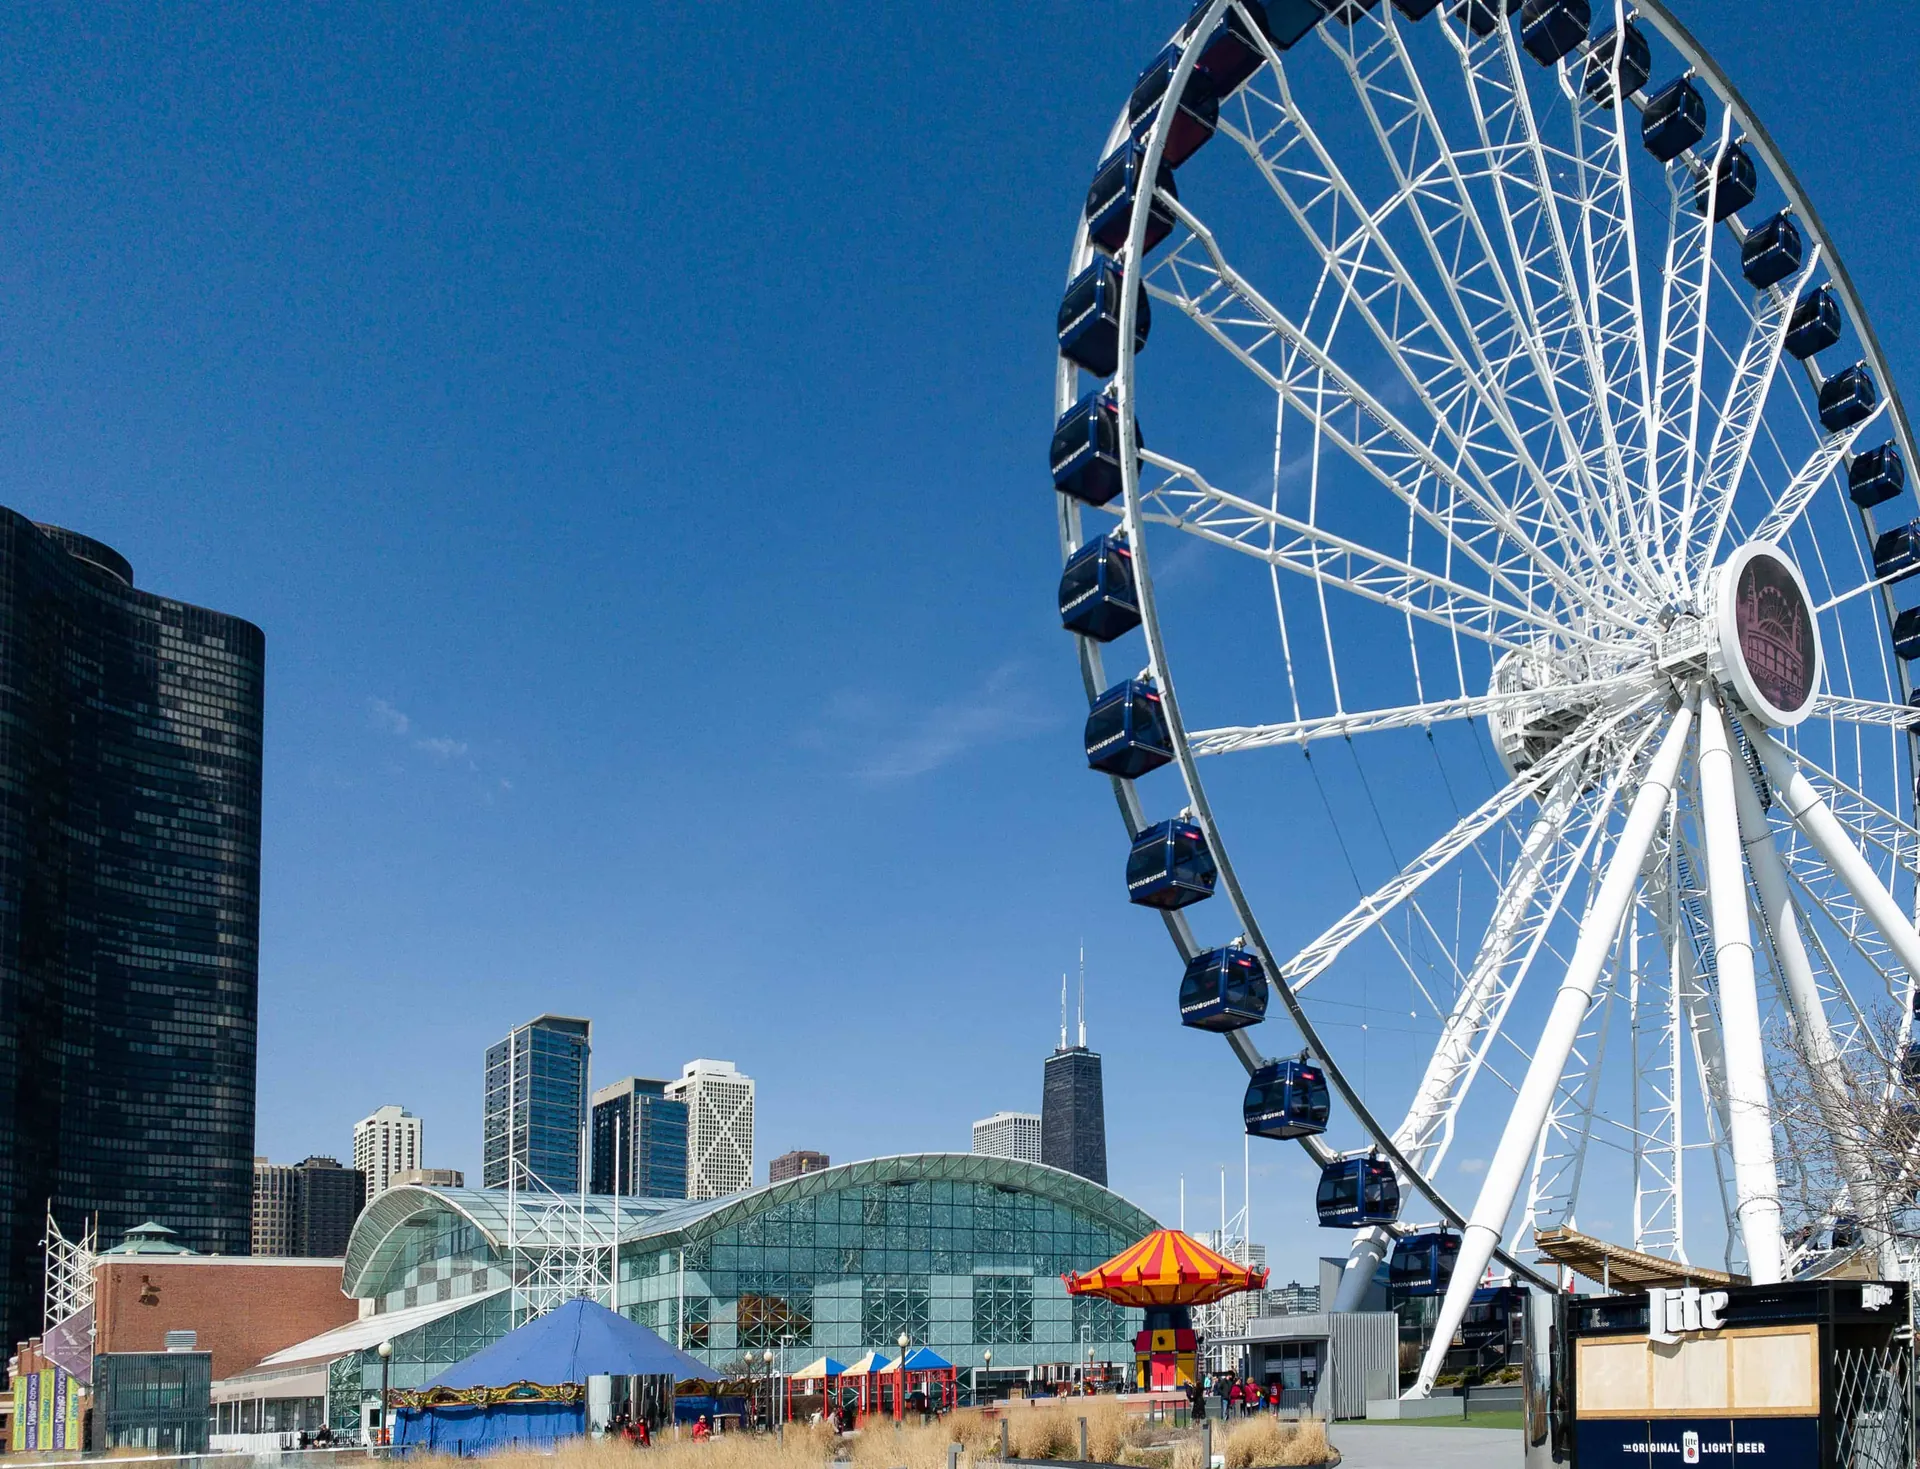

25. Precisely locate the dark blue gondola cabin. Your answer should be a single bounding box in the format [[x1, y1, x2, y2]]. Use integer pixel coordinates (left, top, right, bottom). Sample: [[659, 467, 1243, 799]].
[[1243, 1059, 1330, 1140], [1903, 1041, 1920, 1087], [1784, 287, 1841, 361], [1892, 607, 1920, 661], [1181, 0, 1289, 97], [1059, 258, 1152, 379], [1126, 818, 1217, 909], [1642, 78, 1707, 165], [1818, 365, 1877, 433], [1584, 22, 1651, 107], [1696, 142, 1756, 222], [1849, 443, 1904, 509], [1086, 678, 1174, 779], [1316, 1157, 1400, 1228], [1086, 142, 1179, 258], [1389, 1231, 1461, 1297], [1741, 212, 1803, 291], [1059, 532, 1141, 643], [1128, 44, 1220, 170], [1178, 946, 1268, 1033], [1052, 389, 1137, 507], [1449, 0, 1513, 39], [1874, 522, 1920, 583], [1391, 0, 1441, 16], [1520, 0, 1588, 66]]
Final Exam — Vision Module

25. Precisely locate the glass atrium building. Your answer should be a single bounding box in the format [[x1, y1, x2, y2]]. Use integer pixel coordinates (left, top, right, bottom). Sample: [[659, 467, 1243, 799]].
[[310, 1154, 1154, 1427]]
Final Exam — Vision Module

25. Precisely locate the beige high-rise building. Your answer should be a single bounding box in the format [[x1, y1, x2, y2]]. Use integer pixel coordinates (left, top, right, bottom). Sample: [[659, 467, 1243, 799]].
[[250, 1157, 298, 1256], [665, 1059, 755, 1199], [354, 1105, 424, 1201]]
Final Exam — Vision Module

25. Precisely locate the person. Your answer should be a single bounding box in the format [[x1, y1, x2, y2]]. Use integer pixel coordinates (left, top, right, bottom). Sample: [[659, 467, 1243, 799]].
[[1188, 1379, 1205, 1422], [1266, 1382, 1280, 1414], [692, 1415, 711, 1443]]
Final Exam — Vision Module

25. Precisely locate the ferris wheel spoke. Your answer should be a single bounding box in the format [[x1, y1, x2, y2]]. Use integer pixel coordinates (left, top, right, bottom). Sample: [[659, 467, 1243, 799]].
[[1778, 836, 1910, 1014], [1277, 697, 1655, 1000], [1314, 13, 1612, 558], [1148, 203, 1640, 632], [1560, 10, 1662, 589], [1130, 448, 1585, 651], [1744, 399, 1888, 548], [1213, 68, 1625, 599], [1446, 19, 1655, 591], [1687, 244, 1822, 579], [1648, 112, 1735, 592], [1186, 672, 1657, 757], [1414, 699, 1693, 1396], [1808, 695, 1920, 731]]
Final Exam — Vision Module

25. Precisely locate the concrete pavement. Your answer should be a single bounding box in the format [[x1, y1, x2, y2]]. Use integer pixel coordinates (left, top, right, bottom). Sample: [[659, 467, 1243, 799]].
[[1327, 1423, 1523, 1468]]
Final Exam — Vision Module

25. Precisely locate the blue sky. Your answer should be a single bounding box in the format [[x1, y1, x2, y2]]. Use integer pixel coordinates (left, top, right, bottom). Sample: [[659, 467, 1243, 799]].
[[3, 0, 1918, 1286]]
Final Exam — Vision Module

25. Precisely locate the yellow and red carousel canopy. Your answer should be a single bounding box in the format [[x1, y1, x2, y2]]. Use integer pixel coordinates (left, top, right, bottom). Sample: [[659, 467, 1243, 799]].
[[1062, 1228, 1270, 1307]]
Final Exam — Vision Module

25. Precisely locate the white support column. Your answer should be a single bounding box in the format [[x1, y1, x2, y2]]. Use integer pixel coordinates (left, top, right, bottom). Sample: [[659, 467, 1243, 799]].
[[1410, 700, 1696, 1398], [1695, 695, 1783, 1284], [1752, 729, 1920, 983]]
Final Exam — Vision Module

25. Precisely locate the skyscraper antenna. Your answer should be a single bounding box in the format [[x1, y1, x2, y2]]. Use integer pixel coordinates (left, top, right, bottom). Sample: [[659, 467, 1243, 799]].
[[1077, 941, 1086, 1048], [1059, 973, 1068, 1052]]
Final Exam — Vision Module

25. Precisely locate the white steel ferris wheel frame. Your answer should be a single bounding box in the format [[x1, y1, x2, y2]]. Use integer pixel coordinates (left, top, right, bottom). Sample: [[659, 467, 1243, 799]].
[[1055, 0, 1920, 1399]]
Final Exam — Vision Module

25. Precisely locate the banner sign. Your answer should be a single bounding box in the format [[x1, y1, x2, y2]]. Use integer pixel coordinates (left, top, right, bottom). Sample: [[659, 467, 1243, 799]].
[[1576, 1416, 1819, 1466]]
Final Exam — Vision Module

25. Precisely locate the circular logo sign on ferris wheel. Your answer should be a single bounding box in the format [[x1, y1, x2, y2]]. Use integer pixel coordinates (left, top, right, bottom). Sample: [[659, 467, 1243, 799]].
[[1713, 542, 1822, 727]]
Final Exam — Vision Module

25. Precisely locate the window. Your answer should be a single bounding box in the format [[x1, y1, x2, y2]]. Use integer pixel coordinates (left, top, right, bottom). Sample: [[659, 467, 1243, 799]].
[[863, 1280, 931, 1347], [973, 1275, 1032, 1345]]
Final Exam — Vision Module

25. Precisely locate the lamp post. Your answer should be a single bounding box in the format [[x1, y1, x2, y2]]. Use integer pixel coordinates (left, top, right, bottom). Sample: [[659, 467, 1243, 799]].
[[762, 1349, 775, 1429], [1087, 1346, 1096, 1396], [376, 1340, 393, 1449], [978, 1348, 991, 1408], [896, 1332, 909, 1423]]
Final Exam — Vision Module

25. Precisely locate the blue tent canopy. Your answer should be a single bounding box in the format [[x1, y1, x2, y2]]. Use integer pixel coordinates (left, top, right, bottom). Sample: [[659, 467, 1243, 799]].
[[423, 1297, 711, 1390], [899, 1346, 952, 1372], [394, 1299, 713, 1455]]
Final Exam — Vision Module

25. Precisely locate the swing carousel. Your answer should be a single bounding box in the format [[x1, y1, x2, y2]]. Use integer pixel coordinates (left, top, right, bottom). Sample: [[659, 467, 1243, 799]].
[[1064, 1229, 1268, 1389]]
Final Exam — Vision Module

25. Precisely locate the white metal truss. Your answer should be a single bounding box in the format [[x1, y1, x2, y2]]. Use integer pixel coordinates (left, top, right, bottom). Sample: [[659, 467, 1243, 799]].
[[505, 1158, 616, 1327], [1053, 0, 1920, 1407], [43, 1208, 96, 1335]]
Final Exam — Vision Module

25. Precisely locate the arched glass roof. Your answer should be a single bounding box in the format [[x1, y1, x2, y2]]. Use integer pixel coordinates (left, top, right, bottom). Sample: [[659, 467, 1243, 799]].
[[344, 1153, 1159, 1299]]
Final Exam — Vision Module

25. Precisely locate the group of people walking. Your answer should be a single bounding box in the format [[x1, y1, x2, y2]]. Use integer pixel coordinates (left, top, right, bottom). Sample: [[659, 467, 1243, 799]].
[[1207, 1375, 1286, 1417]]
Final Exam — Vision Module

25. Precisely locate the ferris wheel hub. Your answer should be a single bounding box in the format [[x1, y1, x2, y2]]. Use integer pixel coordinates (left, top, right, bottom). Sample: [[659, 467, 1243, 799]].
[[1486, 645, 1599, 780]]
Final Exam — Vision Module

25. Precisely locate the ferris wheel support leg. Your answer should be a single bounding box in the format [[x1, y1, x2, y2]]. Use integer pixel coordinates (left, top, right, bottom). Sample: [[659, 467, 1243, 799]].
[[1729, 721, 1885, 1266], [1695, 695, 1785, 1285], [1408, 699, 1696, 1399], [1752, 730, 1920, 984]]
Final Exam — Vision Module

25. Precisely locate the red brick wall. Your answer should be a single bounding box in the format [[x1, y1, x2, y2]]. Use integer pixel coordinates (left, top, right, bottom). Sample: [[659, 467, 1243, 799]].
[[93, 1261, 356, 1380]]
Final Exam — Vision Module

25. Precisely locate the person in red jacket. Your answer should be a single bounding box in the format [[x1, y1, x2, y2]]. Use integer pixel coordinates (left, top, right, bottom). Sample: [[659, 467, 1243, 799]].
[[691, 1416, 711, 1442]]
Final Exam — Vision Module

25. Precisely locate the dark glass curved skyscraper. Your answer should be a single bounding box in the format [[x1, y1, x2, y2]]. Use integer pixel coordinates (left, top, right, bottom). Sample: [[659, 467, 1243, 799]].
[[0, 513, 264, 1346]]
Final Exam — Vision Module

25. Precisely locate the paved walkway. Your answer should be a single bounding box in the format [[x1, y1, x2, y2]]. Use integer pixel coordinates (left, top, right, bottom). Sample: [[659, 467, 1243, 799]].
[[1328, 1423, 1523, 1468]]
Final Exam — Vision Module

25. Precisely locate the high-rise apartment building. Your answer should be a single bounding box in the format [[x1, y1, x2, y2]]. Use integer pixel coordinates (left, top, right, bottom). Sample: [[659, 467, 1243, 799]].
[[665, 1059, 754, 1199], [294, 1157, 365, 1257], [251, 1156, 366, 1258], [251, 1159, 298, 1257], [971, 1112, 1043, 1163], [1041, 1047, 1107, 1184], [0, 516, 265, 1347], [353, 1106, 423, 1201], [768, 1150, 830, 1183], [590, 1077, 688, 1198], [483, 1015, 591, 1192]]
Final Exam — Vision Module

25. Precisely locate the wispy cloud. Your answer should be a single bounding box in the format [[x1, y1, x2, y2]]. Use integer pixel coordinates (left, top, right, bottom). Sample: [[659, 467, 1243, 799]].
[[1457, 1157, 1487, 1175], [367, 699, 484, 777], [368, 699, 411, 736], [811, 662, 1059, 783]]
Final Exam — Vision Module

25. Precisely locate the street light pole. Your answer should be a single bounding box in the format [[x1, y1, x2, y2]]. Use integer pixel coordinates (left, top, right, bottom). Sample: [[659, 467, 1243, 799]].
[[762, 1349, 774, 1430], [896, 1332, 911, 1423], [376, 1340, 393, 1449], [980, 1349, 992, 1409]]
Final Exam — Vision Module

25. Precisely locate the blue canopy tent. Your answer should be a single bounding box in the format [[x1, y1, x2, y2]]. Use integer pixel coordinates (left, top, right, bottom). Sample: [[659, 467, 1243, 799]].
[[392, 1298, 711, 1454]]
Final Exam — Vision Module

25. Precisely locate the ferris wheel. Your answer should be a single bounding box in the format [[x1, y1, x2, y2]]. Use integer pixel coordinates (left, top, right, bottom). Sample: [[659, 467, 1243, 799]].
[[1051, 0, 1920, 1396]]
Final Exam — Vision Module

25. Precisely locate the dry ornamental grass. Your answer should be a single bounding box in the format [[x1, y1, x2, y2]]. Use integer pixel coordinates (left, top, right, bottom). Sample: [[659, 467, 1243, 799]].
[[419, 1402, 1327, 1469]]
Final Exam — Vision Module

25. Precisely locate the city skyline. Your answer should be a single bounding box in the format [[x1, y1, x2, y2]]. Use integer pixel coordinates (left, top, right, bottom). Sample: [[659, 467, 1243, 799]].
[[6, 0, 1893, 1293]]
